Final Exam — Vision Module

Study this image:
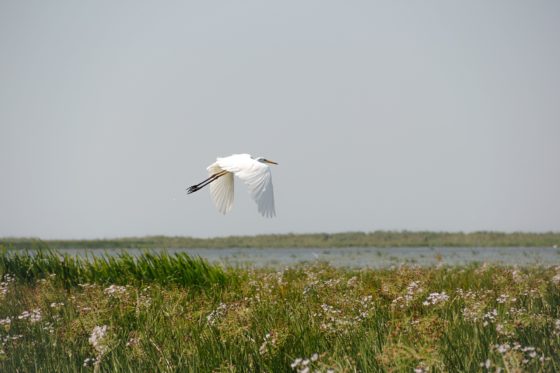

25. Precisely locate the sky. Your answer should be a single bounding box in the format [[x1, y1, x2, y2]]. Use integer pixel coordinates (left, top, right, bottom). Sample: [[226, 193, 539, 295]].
[[1, 1, 559, 239]]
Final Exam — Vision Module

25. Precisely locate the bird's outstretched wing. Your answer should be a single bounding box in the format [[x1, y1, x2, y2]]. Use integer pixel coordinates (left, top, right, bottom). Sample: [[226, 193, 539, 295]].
[[216, 154, 276, 217], [207, 164, 234, 214], [241, 166, 275, 218]]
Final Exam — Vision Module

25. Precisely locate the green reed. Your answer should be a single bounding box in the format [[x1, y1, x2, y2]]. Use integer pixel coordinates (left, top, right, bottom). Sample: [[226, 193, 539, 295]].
[[0, 249, 227, 288]]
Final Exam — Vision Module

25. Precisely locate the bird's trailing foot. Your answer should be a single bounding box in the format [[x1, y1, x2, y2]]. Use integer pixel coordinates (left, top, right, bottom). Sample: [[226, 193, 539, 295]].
[[186, 170, 228, 194]]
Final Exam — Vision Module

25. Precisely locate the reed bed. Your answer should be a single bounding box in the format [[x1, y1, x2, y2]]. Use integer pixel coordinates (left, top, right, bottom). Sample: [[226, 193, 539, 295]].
[[3, 231, 560, 249], [0, 249, 227, 288], [0, 250, 559, 372]]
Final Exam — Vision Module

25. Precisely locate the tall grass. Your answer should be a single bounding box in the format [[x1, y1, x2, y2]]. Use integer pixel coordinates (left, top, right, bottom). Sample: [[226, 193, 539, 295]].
[[0, 251, 559, 372], [0, 249, 227, 288]]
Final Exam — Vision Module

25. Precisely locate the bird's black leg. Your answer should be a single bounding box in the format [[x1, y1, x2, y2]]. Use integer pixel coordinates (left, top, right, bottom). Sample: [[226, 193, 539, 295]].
[[186, 171, 228, 194], [187, 178, 215, 194]]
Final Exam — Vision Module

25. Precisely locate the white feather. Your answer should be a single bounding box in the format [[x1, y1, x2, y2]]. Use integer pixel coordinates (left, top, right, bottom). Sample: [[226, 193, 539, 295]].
[[205, 154, 276, 217], [207, 163, 234, 214]]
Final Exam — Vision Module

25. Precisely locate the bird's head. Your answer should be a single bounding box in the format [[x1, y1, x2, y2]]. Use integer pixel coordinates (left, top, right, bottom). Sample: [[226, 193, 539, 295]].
[[255, 156, 278, 165]]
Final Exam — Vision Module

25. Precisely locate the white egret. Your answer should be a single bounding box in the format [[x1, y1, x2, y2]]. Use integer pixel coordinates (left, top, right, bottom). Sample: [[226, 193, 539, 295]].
[[187, 154, 278, 217]]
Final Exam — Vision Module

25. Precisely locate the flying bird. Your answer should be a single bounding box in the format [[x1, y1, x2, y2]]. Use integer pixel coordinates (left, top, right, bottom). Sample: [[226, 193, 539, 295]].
[[187, 154, 278, 217]]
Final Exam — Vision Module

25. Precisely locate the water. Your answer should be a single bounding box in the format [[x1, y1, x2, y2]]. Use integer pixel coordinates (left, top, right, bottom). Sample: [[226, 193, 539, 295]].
[[56, 246, 560, 269]]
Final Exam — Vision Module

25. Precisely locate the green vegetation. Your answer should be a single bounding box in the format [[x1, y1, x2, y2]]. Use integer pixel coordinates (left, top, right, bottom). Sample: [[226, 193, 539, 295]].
[[0, 250, 559, 372], [0, 249, 227, 288], [2, 231, 560, 250]]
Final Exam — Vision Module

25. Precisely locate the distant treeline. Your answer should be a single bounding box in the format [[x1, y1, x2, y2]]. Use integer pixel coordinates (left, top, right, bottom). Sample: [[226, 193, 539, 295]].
[[1, 231, 559, 250]]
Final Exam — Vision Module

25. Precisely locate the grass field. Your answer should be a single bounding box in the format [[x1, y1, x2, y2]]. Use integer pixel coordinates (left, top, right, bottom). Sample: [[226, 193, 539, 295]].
[[0, 249, 559, 372]]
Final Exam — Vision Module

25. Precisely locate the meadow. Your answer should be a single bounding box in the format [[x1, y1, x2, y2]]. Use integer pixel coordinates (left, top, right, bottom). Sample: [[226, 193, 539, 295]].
[[0, 248, 559, 372]]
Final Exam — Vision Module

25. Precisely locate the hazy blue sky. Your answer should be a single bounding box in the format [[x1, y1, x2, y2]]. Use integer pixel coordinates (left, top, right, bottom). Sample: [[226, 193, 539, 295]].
[[1, 1, 559, 239]]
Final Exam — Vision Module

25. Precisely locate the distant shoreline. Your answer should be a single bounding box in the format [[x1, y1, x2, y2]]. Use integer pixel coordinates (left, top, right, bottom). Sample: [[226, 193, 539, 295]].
[[1, 231, 559, 249]]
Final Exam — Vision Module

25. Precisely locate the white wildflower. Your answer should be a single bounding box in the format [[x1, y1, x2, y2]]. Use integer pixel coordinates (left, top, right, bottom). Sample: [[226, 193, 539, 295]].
[[496, 294, 509, 304], [206, 303, 227, 326], [320, 304, 340, 314], [103, 284, 127, 297], [495, 343, 510, 354], [138, 294, 152, 308], [554, 319, 560, 336], [346, 276, 358, 287], [423, 291, 449, 306], [42, 322, 55, 333], [482, 309, 497, 326], [18, 308, 42, 323], [529, 351, 537, 358], [89, 325, 109, 358], [392, 281, 423, 308], [0, 275, 14, 298], [290, 353, 323, 373], [291, 358, 303, 369], [0, 317, 11, 326], [259, 332, 277, 355], [479, 359, 492, 369], [495, 323, 513, 337]]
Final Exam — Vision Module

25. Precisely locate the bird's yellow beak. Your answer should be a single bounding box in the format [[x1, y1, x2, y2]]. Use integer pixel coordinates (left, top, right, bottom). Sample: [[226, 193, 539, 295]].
[[265, 159, 278, 165]]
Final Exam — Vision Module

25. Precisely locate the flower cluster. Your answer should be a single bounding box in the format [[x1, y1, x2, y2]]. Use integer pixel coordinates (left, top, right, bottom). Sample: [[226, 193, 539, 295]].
[[392, 281, 423, 308], [496, 294, 516, 304], [85, 324, 109, 366], [258, 332, 277, 355], [83, 357, 96, 367], [0, 334, 24, 356], [414, 366, 428, 373], [0, 317, 12, 327], [0, 274, 14, 299], [422, 292, 449, 306], [315, 303, 355, 334], [482, 309, 497, 326], [290, 353, 334, 373], [495, 322, 514, 337], [346, 276, 358, 288], [303, 270, 342, 297], [89, 325, 108, 355], [206, 303, 228, 326], [18, 309, 42, 323], [492, 342, 549, 365], [356, 295, 374, 320], [554, 319, 560, 336], [103, 284, 128, 297], [126, 337, 140, 347]]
